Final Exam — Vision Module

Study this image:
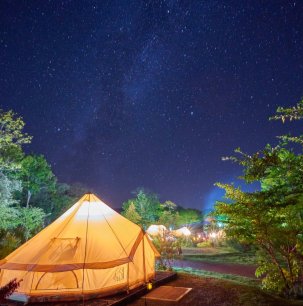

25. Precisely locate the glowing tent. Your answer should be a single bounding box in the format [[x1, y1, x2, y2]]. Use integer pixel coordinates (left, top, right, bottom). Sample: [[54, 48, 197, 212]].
[[172, 227, 191, 237], [0, 193, 160, 303], [146, 225, 167, 237]]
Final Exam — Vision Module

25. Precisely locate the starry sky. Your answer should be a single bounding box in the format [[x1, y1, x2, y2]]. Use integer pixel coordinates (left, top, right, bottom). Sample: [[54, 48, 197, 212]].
[[1, 1, 303, 211]]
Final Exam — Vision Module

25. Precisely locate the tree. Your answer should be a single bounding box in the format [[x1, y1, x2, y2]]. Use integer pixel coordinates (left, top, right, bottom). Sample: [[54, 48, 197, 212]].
[[0, 172, 21, 233], [122, 189, 162, 228], [158, 210, 179, 229], [214, 100, 303, 297], [46, 183, 87, 221], [122, 202, 142, 225], [162, 200, 177, 212], [270, 98, 303, 146], [158, 201, 179, 229], [0, 110, 47, 255], [17, 207, 45, 241], [0, 110, 31, 171], [18, 155, 56, 208], [176, 207, 203, 227]]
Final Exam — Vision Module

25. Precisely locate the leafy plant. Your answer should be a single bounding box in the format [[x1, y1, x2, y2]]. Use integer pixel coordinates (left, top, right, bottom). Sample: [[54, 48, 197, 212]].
[[0, 278, 22, 302], [214, 100, 303, 297]]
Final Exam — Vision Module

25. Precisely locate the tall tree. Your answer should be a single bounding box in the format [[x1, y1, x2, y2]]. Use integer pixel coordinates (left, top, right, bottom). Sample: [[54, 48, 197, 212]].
[[122, 189, 162, 228], [0, 173, 20, 233], [159, 200, 179, 229], [176, 207, 203, 227], [122, 202, 142, 225], [214, 100, 303, 297], [0, 110, 45, 255], [18, 155, 56, 208]]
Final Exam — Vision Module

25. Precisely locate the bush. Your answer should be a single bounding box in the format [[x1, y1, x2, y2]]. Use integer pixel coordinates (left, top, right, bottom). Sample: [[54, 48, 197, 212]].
[[197, 241, 212, 248], [153, 236, 179, 270], [225, 238, 253, 252], [0, 278, 21, 301], [178, 237, 195, 247]]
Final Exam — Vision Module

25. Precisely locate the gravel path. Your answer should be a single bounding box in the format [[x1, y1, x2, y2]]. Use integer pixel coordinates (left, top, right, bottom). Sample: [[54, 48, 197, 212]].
[[173, 259, 257, 278]]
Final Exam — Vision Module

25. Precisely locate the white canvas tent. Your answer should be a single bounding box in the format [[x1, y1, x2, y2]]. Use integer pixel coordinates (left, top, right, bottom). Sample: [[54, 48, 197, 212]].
[[172, 227, 191, 237], [146, 225, 167, 237], [0, 193, 160, 302]]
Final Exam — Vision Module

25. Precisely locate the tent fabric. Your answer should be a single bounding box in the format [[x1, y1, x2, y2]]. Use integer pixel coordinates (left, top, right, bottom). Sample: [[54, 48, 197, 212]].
[[0, 193, 160, 302], [146, 224, 167, 237], [172, 227, 191, 237]]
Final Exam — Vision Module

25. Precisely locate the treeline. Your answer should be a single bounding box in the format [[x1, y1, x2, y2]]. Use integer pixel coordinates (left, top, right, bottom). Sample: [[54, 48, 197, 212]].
[[121, 188, 203, 229], [0, 110, 86, 257]]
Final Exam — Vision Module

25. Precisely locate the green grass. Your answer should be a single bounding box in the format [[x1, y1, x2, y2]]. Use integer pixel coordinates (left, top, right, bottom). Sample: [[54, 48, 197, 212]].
[[173, 266, 259, 286], [181, 247, 257, 265], [182, 246, 236, 255]]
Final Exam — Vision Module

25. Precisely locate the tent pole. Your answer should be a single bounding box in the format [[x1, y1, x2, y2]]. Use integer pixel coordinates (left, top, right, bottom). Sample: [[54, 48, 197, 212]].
[[142, 232, 146, 282], [82, 194, 90, 305], [127, 262, 130, 293]]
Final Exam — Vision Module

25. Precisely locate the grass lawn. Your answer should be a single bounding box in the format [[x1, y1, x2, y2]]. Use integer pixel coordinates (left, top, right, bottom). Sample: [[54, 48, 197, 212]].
[[181, 247, 257, 265], [127, 273, 303, 306], [172, 266, 258, 286], [181, 247, 236, 256]]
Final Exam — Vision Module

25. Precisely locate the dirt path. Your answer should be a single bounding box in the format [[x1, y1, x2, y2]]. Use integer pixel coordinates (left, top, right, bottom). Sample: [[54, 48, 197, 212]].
[[173, 259, 257, 278]]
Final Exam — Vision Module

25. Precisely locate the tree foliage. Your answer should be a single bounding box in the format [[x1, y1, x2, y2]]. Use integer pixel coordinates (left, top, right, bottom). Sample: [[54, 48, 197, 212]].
[[270, 97, 303, 145], [122, 188, 202, 230], [0, 110, 31, 171], [176, 207, 203, 227], [0, 109, 82, 258], [17, 155, 56, 208], [214, 100, 303, 297], [122, 189, 162, 228], [122, 202, 142, 224], [0, 172, 21, 232]]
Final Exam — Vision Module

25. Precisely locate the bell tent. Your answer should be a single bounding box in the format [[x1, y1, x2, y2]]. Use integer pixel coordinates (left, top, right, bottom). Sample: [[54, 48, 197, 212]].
[[0, 193, 160, 302]]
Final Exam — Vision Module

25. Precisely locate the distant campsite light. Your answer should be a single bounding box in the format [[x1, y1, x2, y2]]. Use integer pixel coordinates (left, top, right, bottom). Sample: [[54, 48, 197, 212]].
[[209, 232, 217, 238], [146, 224, 167, 236], [182, 227, 191, 236]]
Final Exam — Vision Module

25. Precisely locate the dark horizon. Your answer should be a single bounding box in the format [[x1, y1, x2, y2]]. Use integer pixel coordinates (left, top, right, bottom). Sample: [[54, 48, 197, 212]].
[[1, 1, 303, 210]]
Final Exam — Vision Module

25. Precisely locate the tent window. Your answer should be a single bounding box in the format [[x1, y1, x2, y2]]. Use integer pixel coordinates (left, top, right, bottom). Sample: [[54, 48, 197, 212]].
[[35, 271, 79, 290]]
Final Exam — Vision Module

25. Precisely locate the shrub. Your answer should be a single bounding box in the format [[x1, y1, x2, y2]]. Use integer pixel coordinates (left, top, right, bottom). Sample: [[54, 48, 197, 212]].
[[197, 241, 212, 248]]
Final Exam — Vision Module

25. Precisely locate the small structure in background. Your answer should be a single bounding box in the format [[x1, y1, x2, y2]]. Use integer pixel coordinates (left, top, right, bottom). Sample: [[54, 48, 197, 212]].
[[147, 225, 167, 237], [171, 227, 191, 237]]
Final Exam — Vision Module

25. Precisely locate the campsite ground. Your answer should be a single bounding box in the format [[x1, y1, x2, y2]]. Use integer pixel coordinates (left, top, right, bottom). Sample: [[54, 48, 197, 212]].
[[180, 247, 257, 265], [126, 273, 303, 306], [173, 246, 257, 278], [125, 246, 303, 305]]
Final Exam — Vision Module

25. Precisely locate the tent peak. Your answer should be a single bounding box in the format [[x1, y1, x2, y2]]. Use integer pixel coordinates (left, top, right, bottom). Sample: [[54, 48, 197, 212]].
[[82, 192, 95, 198], [80, 193, 104, 204]]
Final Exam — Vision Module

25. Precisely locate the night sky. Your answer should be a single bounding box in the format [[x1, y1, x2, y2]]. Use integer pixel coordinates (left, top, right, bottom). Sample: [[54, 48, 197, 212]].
[[1, 1, 303, 211]]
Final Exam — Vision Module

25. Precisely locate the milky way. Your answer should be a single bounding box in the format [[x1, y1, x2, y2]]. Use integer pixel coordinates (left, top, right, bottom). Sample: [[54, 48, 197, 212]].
[[1, 1, 303, 210]]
